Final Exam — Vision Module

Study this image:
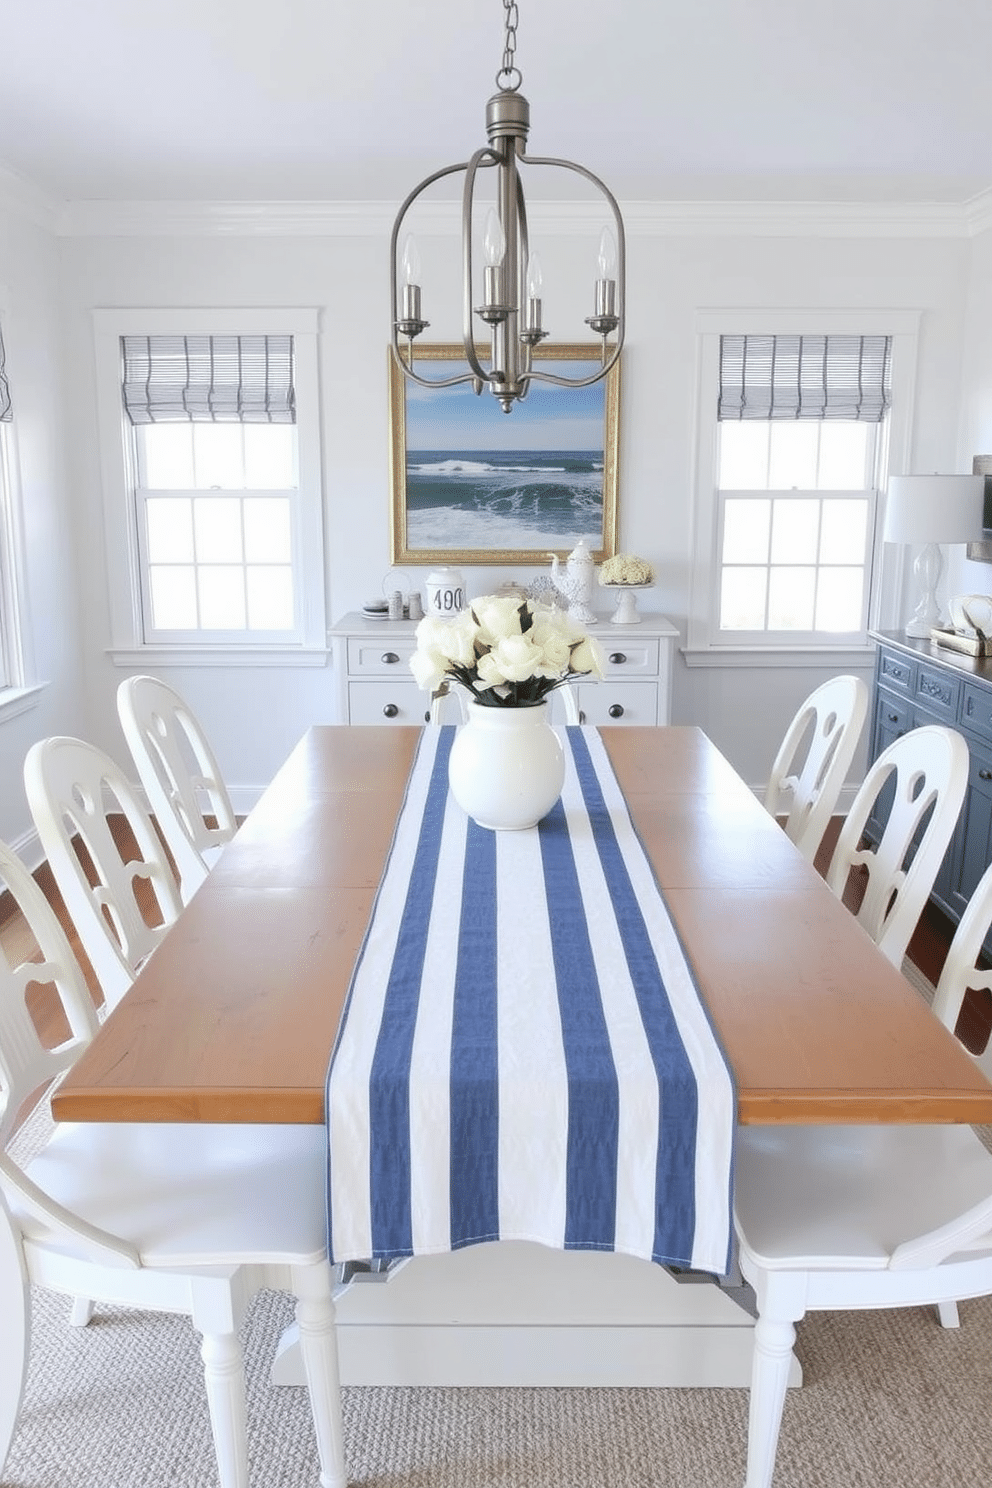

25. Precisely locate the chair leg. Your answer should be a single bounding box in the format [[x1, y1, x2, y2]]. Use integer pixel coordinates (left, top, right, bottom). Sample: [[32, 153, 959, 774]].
[[746, 1312, 797, 1488], [294, 1262, 348, 1488], [0, 1208, 30, 1477], [937, 1299, 960, 1328], [200, 1330, 249, 1488], [69, 1296, 95, 1327]]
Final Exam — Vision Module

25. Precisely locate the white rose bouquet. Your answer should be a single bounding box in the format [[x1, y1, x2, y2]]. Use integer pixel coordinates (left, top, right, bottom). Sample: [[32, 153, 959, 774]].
[[410, 594, 605, 708]]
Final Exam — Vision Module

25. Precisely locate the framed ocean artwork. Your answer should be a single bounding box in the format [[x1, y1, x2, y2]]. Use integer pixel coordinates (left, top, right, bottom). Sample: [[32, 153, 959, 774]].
[[388, 343, 620, 566]]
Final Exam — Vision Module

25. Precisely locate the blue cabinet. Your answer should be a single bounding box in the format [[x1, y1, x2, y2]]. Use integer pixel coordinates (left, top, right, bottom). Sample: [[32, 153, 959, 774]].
[[870, 631, 992, 949]]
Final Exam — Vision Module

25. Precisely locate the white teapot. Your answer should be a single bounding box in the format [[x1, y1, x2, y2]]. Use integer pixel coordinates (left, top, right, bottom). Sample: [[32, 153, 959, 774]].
[[548, 538, 596, 624]]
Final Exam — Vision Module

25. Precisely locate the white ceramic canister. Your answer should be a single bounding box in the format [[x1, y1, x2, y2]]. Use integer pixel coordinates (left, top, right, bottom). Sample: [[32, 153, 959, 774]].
[[425, 567, 466, 616]]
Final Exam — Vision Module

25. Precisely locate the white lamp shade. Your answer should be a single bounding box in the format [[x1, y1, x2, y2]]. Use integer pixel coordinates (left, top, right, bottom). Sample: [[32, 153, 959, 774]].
[[883, 474, 983, 545]]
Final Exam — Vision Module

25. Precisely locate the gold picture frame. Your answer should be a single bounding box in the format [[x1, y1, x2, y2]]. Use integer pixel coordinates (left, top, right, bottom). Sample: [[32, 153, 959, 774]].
[[388, 343, 620, 566]]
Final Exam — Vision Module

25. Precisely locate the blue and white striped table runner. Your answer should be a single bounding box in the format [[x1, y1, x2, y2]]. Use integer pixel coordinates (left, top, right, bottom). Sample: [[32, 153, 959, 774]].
[[326, 725, 735, 1276]]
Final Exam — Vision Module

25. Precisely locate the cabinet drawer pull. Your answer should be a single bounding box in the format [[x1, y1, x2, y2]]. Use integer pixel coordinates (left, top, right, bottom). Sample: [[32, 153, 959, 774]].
[[608, 703, 625, 719], [383, 703, 399, 718], [980, 769, 992, 782], [608, 652, 627, 665], [578, 710, 586, 724], [381, 651, 400, 664], [887, 711, 900, 723]]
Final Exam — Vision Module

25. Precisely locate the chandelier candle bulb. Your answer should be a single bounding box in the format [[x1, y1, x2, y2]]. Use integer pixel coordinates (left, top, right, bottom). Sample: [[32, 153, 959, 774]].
[[595, 227, 618, 318], [401, 235, 422, 323], [525, 252, 543, 331]]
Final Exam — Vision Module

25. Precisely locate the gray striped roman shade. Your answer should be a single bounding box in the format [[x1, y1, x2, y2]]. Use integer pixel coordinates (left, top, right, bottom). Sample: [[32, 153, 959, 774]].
[[718, 334, 892, 422], [121, 334, 295, 424], [0, 322, 11, 422]]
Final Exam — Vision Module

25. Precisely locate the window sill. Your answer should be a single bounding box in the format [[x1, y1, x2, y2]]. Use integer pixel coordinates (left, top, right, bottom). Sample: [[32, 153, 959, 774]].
[[0, 682, 47, 721], [681, 643, 876, 669], [108, 645, 330, 668]]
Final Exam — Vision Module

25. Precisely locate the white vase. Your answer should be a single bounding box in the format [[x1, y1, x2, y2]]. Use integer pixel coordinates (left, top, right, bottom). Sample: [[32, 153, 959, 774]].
[[448, 700, 565, 831]]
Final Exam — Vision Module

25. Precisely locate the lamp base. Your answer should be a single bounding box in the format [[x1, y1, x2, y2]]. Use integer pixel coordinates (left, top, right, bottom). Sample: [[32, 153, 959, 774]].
[[902, 541, 944, 639]]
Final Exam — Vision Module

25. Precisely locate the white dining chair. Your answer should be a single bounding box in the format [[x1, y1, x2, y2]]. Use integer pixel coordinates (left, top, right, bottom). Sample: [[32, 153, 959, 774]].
[[0, 834, 346, 1488], [825, 723, 969, 969], [117, 675, 237, 904], [733, 1117, 992, 1488], [764, 675, 869, 864], [23, 735, 184, 1014]]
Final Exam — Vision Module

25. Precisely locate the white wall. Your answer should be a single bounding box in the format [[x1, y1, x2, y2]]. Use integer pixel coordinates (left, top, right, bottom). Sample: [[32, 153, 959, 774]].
[[0, 195, 984, 848], [0, 188, 86, 852], [55, 212, 976, 800], [947, 223, 992, 602]]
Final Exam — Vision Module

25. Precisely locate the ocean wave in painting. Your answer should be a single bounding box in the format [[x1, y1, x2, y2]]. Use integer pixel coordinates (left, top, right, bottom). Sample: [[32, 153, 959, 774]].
[[406, 448, 603, 550]]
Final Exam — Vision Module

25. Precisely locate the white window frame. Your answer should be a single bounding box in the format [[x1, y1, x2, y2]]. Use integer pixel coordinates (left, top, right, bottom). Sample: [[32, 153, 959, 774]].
[[0, 298, 41, 722], [93, 308, 327, 667], [686, 308, 920, 669]]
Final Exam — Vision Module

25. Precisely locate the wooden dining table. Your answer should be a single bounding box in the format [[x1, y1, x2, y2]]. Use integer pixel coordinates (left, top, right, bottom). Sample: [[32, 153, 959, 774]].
[[52, 723, 992, 1131], [49, 722, 992, 1392]]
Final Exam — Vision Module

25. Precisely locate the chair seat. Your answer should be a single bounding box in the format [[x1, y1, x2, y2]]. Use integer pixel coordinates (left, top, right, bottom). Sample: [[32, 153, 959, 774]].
[[16, 1121, 328, 1268], [735, 1122, 992, 1271]]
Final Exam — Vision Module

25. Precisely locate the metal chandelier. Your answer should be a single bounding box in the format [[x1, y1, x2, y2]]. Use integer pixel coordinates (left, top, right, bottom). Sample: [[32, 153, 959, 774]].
[[389, 0, 625, 414]]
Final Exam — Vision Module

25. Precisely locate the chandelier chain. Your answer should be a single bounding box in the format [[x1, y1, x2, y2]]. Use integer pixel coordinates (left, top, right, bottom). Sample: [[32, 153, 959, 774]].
[[496, 0, 522, 91]]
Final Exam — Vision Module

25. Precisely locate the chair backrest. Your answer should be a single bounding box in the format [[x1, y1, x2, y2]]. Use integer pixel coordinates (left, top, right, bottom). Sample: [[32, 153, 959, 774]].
[[764, 674, 869, 864], [23, 736, 183, 1012], [930, 857, 992, 1085], [0, 837, 139, 1270], [557, 685, 581, 725], [117, 675, 236, 903], [826, 724, 969, 969], [0, 838, 97, 1149]]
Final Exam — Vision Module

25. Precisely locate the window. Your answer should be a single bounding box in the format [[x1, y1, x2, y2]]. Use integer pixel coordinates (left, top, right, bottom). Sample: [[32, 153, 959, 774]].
[[717, 417, 879, 635], [0, 316, 26, 699], [94, 311, 326, 664], [688, 314, 918, 661]]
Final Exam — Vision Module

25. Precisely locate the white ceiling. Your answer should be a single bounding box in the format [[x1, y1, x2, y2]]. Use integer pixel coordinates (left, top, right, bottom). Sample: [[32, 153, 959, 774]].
[[1, 0, 990, 206]]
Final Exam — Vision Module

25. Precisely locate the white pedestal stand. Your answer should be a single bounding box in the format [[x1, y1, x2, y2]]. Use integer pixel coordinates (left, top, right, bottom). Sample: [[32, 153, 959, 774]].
[[602, 583, 654, 625]]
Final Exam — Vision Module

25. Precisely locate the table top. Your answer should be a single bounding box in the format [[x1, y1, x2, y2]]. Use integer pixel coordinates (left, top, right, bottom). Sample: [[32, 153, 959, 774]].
[[52, 725, 992, 1127]]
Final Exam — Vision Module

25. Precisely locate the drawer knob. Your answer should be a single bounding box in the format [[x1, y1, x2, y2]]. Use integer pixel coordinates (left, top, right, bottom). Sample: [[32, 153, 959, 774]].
[[381, 651, 400, 664], [608, 703, 625, 719], [980, 769, 992, 782], [887, 711, 899, 723], [578, 710, 586, 724], [608, 652, 627, 665], [383, 703, 399, 718]]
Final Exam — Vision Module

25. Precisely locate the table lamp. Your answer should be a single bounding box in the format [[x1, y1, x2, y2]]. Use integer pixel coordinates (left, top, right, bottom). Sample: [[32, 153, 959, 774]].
[[883, 474, 984, 637]]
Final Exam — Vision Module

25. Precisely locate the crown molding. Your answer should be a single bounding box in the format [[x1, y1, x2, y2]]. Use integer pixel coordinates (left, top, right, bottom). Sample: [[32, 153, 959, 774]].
[[54, 194, 982, 241], [964, 187, 992, 237], [0, 164, 59, 232]]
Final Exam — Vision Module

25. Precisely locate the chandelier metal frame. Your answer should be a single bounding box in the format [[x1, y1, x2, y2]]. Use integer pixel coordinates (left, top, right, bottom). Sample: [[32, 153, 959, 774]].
[[389, 0, 626, 413]]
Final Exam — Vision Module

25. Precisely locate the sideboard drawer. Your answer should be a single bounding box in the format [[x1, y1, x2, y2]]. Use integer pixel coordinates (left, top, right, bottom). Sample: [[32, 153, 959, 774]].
[[962, 682, 992, 742], [913, 662, 961, 720], [600, 639, 660, 678], [876, 693, 913, 736], [877, 647, 915, 694], [578, 682, 659, 727], [347, 682, 428, 724], [347, 637, 418, 675]]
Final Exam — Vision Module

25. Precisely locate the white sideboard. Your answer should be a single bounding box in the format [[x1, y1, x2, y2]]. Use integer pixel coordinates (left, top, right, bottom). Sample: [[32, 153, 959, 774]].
[[329, 611, 679, 726]]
